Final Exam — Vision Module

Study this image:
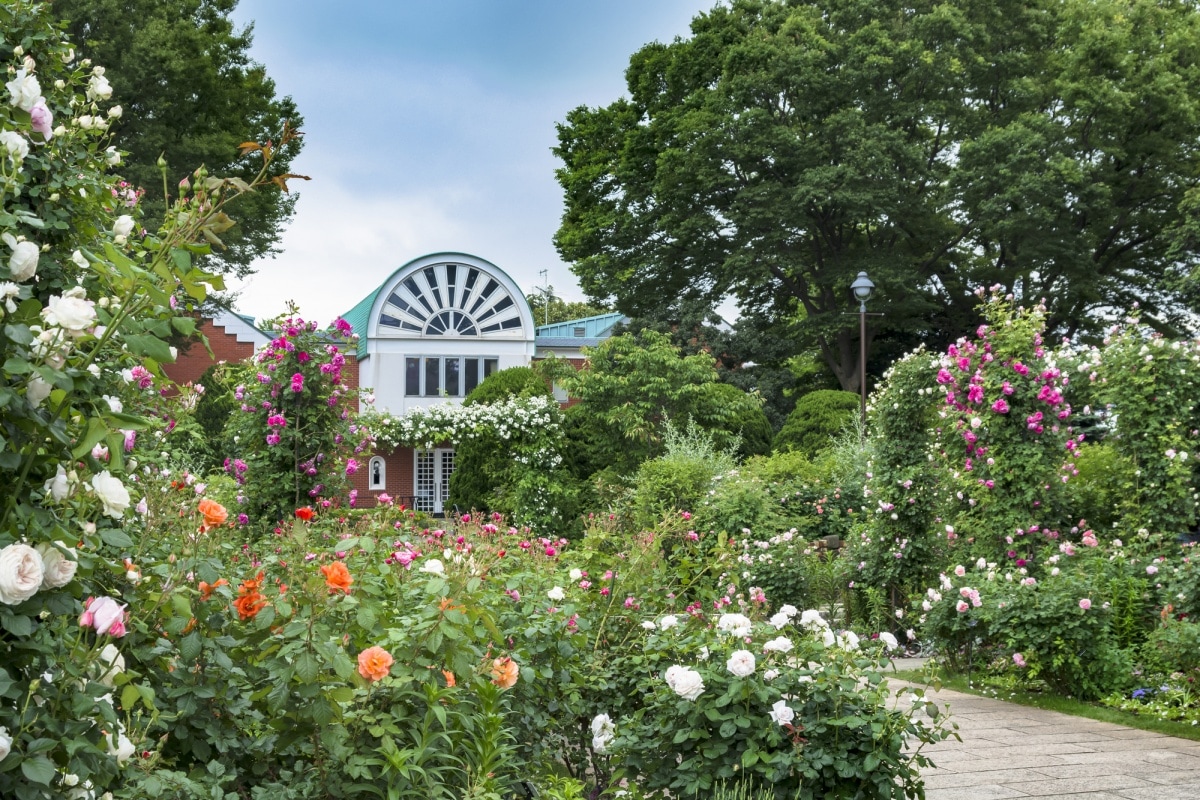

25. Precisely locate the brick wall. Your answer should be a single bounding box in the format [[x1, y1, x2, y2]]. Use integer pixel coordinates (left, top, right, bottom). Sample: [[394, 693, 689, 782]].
[[162, 318, 260, 388]]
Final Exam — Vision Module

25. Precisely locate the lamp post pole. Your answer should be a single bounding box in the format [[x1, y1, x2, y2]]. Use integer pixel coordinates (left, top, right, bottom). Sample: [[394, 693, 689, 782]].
[[850, 271, 875, 430]]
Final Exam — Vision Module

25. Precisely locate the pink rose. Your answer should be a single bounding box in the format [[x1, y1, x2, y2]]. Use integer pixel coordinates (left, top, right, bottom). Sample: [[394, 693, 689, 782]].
[[29, 98, 53, 139], [1078, 598, 1091, 611], [82, 596, 127, 636]]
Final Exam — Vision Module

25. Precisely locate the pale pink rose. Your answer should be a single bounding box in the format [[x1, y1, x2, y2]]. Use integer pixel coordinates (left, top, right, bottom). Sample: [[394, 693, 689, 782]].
[[0, 543, 44, 605], [1078, 598, 1092, 611], [82, 596, 127, 636], [29, 98, 52, 139]]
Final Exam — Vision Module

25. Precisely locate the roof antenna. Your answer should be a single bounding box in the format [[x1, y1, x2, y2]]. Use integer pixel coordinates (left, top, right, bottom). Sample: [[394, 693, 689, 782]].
[[537, 269, 551, 326]]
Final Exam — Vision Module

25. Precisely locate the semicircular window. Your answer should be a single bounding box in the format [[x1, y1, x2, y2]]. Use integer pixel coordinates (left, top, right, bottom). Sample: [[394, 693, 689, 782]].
[[377, 262, 526, 337]]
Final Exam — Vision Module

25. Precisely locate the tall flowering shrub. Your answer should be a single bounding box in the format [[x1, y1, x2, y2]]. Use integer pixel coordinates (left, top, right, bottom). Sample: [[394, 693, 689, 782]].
[[930, 292, 1079, 560], [222, 310, 369, 529], [850, 348, 945, 607], [0, 5, 300, 796], [1079, 319, 1200, 546]]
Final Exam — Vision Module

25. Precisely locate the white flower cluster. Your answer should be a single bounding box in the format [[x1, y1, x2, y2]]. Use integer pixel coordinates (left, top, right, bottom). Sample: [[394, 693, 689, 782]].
[[0, 541, 78, 605], [591, 712, 616, 753], [363, 394, 563, 452]]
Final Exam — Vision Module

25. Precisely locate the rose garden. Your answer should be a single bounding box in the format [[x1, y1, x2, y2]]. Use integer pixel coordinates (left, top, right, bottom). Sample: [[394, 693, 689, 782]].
[[5, 2, 1200, 799]]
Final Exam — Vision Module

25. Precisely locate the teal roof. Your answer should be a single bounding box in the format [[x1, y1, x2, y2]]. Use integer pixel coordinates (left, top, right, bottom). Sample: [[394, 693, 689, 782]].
[[341, 288, 380, 359], [534, 312, 626, 340]]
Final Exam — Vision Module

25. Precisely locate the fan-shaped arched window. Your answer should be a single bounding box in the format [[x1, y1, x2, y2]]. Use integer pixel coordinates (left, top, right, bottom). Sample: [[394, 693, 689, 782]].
[[377, 262, 525, 337]]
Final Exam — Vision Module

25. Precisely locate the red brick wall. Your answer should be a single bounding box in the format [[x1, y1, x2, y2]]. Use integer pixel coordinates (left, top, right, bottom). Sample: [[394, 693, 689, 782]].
[[163, 318, 260, 388]]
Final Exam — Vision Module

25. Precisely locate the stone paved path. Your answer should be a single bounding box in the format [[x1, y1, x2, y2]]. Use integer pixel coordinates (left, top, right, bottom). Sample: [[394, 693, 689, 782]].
[[889, 664, 1200, 799]]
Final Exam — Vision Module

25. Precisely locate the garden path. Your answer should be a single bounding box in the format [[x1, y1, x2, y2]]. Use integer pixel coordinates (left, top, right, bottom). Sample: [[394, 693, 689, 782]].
[[888, 659, 1200, 800]]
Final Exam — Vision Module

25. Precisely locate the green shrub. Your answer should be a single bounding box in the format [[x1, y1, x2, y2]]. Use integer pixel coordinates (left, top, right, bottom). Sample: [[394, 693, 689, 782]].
[[773, 390, 859, 458], [1141, 618, 1200, 675], [449, 367, 552, 513], [1067, 443, 1132, 533], [630, 421, 737, 529]]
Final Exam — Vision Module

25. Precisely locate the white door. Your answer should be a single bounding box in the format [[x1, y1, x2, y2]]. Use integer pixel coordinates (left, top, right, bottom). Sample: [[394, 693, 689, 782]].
[[414, 448, 456, 514]]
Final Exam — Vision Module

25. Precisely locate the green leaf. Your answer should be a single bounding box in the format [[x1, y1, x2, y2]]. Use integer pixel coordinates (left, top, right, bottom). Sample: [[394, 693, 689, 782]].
[[21, 756, 56, 785], [125, 333, 175, 363], [1, 613, 32, 636], [72, 416, 109, 459], [99, 528, 134, 548], [295, 651, 320, 684]]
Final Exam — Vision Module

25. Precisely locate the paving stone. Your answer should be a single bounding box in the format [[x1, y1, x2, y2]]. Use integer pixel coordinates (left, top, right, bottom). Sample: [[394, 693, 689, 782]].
[[941, 754, 1068, 773], [960, 742, 1099, 759], [925, 784, 1032, 800], [1000, 774, 1154, 796], [1141, 770, 1200, 785], [1112, 783, 1200, 799]]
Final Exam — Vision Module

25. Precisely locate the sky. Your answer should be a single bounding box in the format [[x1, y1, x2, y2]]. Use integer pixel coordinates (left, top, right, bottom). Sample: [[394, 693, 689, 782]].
[[225, 0, 719, 325]]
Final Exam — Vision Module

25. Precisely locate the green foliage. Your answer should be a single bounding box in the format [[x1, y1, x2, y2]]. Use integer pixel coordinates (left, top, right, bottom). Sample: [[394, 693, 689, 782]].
[[525, 291, 612, 327], [609, 609, 949, 799], [1066, 443, 1131, 533], [554, 330, 764, 480], [630, 421, 737, 530], [450, 367, 552, 514], [1141, 618, 1200, 676], [555, 0, 1200, 390], [848, 349, 945, 609], [773, 390, 859, 458], [57, 0, 305, 279], [0, 5, 299, 796], [1083, 326, 1200, 545]]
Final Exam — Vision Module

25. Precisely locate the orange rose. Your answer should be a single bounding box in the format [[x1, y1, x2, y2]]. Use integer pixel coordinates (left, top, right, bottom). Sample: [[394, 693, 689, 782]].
[[295, 506, 315, 521], [442, 669, 456, 688], [198, 498, 228, 528], [199, 578, 228, 600], [490, 656, 519, 689], [321, 561, 353, 594], [357, 646, 394, 682], [233, 590, 266, 621]]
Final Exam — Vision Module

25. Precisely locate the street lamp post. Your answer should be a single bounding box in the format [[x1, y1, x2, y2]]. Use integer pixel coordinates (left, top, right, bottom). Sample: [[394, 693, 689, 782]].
[[850, 271, 875, 429]]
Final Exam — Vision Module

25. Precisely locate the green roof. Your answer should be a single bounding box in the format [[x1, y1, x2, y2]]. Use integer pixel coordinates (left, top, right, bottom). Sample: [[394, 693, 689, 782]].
[[535, 312, 626, 339], [341, 287, 381, 359]]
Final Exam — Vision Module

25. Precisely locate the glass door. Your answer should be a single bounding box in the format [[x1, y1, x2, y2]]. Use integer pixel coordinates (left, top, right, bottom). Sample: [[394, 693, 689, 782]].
[[414, 448, 456, 515]]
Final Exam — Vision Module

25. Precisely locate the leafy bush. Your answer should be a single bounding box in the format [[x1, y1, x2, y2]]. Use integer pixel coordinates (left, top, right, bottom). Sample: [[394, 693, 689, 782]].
[[1141, 617, 1200, 675], [608, 608, 949, 799], [450, 366, 552, 513], [630, 420, 737, 530], [773, 390, 859, 458]]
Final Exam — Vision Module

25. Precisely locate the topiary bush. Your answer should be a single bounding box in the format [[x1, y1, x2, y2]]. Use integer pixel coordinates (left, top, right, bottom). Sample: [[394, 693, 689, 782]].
[[773, 390, 860, 458]]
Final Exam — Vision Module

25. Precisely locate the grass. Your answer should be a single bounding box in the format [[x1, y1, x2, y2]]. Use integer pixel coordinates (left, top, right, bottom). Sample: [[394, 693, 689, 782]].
[[889, 665, 1200, 743]]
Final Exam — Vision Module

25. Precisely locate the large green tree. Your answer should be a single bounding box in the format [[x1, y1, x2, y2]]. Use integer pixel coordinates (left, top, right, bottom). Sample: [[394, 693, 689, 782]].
[[555, 0, 1200, 391], [54, 0, 303, 279]]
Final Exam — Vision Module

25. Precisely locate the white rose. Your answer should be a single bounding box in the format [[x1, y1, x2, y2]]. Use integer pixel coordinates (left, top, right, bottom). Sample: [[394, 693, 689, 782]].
[[836, 630, 860, 651], [5, 68, 42, 110], [36, 541, 77, 589], [590, 712, 615, 739], [547, 586, 565, 602], [104, 147, 121, 166], [641, 620, 656, 630], [769, 611, 791, 629], [103, 395, 123, 413], [716, 613, 752, 637], [0, 725, 10, 761], [71, 250, 88, 270], [106, 731, 134, 762], [568, 568, 582, 581], [659, 614, 678, 630], [666, 666, 705, 701], [96, 643, 125, 687], [763, 668, 780, 681], [763, 636, 794, 654], [63, 774, 79, 787], [0, 130, 29, 162], [87, 73, 113, 101], [0, 543, 45, 605], [108, 105, 122, 118], [26, 376, 51, 409], [42, 287, 97, 333], [112, 215, 135, 241], [91, 471, 131, 519], [44, 465, 71, 501], [799, 609, 828, 630], [768, 699, 795, 726], [4, 234, 40, 281], [877, 631, 899, 651], [726, 649, 756, 678], [419, 558, 444, 575]]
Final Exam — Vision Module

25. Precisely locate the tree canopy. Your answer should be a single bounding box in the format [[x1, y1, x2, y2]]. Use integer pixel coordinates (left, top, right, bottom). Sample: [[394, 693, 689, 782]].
[[524, 289, 613, 327], [554, 0, 1200, 390], [55, 0, 304, 279]]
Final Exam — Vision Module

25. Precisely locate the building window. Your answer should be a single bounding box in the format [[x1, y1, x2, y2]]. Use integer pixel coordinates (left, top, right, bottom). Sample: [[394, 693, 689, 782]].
[[368, 457, 386, 490], [404, 357, 503, 397]]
